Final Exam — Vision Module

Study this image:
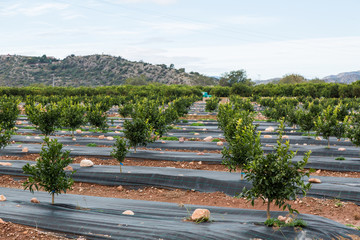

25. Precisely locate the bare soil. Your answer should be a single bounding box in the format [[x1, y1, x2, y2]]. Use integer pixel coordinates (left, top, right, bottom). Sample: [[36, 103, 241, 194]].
[[2, 154, 360, 178]]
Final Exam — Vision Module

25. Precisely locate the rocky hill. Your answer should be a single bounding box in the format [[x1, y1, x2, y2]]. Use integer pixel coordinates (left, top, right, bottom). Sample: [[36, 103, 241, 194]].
[[0, 54, 217, 87], [322, 71, 360, 84]]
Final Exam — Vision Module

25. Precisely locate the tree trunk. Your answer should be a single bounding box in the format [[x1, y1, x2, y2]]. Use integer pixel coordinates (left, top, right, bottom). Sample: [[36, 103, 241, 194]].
[[134, 146, 137, 153], [52, 192, 54, 205], [327, 138, 330, 148], [267, 200, 271, 220], [240, 170, 243, 180], [120, 164, 122, 173]]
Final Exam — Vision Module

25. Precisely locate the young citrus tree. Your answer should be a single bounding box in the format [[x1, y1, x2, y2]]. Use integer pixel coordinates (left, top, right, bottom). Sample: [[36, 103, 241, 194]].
[[86, 102, 108, 131], [242, 120, 312, 220], [205, 97, 220, 112], [222, 111, 262, 179], [25, 101, 61, 136], [315, 105, 340, 147], [0, 96, 21, 130], [59, 98, 86, 137], [123, 117, 153, 153], [22, 137, 75, 204], [111, 137, 129, 172]]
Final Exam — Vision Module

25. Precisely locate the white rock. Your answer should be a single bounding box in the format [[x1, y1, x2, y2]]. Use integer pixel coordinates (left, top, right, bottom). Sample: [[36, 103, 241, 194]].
[[18, 145, 22, 148], [315, 136, 322, 141], [26, 136, 30, 139], [0, 218, 5, 224], [22, 147, 28, 153], [34, 136, 41, 139], [277, 215, 286, 222], [197, 152, 204, 155], [263, 135, 272, 138], [0, 195, 6, 201], [191, 209, 210, 222], [76, 129, 82, 134], [216, 141, 223, 146], [98, 135, 105, 139], [0, 162, 12, 166], [265, 127, 275, 132], [309, 178, 321, 183], [107, 136, 114, 141], [285, 217, 293, 224], [281, 135, 289, 139], [63, 165, 73, 171], [30, 197, 40, 203], [338, 147, 346, 151], [80, 159, 94, 167], [122, 210, 134, 215], [161, 141, 166, 144], [203, 136, 213, 142], [117, 185, 124, 191], [72, 138, 76, 141], [179, 137, 185, 143], [194, 133, 200, 136]]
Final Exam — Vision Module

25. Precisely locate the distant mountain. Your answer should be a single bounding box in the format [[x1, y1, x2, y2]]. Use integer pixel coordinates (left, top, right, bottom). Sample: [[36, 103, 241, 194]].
[[0, 54, 217, 87], [254, 78, 280, 85], [322, 71, 360, 84]]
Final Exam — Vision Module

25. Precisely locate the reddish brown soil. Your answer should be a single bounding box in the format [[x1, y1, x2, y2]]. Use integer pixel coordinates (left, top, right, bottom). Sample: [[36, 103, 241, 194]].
[[2, 154, 360, 178], [0, 220, 72, 240]]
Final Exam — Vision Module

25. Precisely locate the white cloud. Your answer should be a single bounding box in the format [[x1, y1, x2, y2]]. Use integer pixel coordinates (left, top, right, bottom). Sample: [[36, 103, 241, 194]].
[[0, 2, 69, 17], [222, 15, 279, 26], [106, 0, 177, 5], [144, 21, 214, 35]]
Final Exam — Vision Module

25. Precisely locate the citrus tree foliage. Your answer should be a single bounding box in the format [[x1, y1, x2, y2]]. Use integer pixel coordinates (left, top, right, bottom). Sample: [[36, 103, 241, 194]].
[[347, 113, 360, 146], [86, 102, 108, 131], [205, 97, 220, 112], [0, 128, 11, 150], [230, 96, 254, 112], [123, 117, 153, 153], [296, 102, 318, 135], [25, 101, 61, 136], [22, 137, 75, 204], [0, 95, 21, 130], [222, 113, 262, 176], [218, 104, 255, 142], [118, 102, 134, 118], [111, 137, 129, 172], [314, 105, 342, 147], [59, 98, 86, 136], [242, 120, 312, 220]]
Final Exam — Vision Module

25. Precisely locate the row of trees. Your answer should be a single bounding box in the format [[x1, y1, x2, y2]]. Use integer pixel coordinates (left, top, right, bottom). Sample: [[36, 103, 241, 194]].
[[261, 97, 360, 147]]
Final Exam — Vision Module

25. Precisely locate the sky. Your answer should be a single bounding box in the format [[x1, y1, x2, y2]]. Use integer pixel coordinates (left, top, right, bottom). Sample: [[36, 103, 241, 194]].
[[1, 0, 360, 80]]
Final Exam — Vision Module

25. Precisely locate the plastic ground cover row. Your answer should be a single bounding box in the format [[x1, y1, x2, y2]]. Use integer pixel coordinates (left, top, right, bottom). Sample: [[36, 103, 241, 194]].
[[1, 160, 360, 205], [0, 187, 358, 240], [3, 143, 360, 172], [11, 135, 357, 150]]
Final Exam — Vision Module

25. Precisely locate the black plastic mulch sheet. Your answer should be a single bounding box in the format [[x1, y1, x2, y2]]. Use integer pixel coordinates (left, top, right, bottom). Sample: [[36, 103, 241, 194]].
[[3, 143, 360, 172], [1, 161, 360, 205], [0, 187, 359, 240]]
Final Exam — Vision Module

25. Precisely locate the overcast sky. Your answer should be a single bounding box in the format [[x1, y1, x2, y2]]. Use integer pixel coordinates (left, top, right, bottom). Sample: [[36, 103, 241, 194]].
[[1, 0, 360, 80]]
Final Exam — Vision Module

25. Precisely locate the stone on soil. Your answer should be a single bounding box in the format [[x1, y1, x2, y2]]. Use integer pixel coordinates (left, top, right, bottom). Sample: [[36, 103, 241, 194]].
[[309, 178, 321, 183], [191, 208, 210, 222], [265, 126, 274, 132], [80, 159, 94, 167], [179, 137, 185, 143], [263, 135, 272, 138], [76, 129, 82, 134], [0, 162, 12, 166], [30, 197, 40, 203], [338, 148, 346, 151], [0, 218, 5, 224], [107, 136, 114, 141], [98, 135, 105, 139], [122, 210, 134, 215], [22, 147, 28, 153], [63, 165, 73, 171], [0, 195, 6, 201], [203, 136, 213, 142], [217, 141, 223, 146]]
